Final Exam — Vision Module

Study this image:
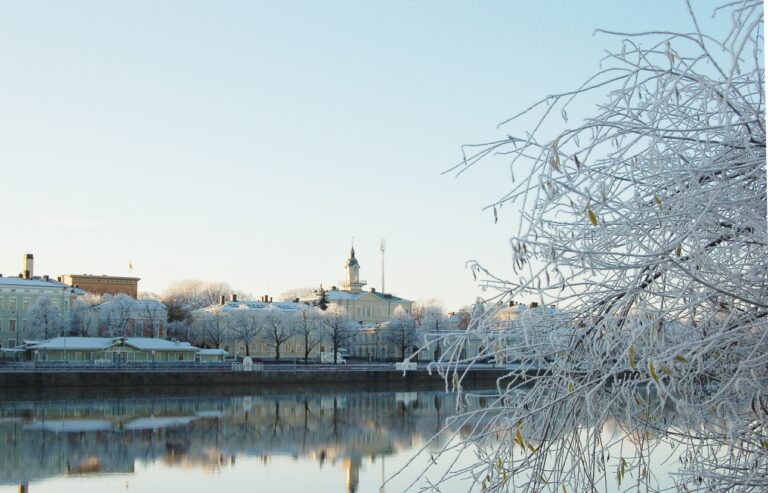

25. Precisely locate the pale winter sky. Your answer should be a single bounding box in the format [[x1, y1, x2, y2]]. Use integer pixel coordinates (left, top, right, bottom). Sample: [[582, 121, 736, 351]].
[[0, 2, 729, 310]]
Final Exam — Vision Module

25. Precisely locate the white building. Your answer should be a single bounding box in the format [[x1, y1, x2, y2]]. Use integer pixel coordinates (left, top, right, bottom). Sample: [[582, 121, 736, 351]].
[[312, 247, 414, 325], [0, 254, 80, 348]]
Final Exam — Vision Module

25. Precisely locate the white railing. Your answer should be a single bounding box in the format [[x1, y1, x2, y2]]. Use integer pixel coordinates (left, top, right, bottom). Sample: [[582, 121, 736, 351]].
[[231, 362, 264, 372], [0, 361, 522, 374], [395, 361, 418, 372]]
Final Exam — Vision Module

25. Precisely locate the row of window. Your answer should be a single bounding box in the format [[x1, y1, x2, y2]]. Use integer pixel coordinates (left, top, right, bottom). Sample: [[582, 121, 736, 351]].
[[354, 305, 397, 318], [0, 319, 24, 332], [0, 288, 63, 294], [0, 296, 67, 311]]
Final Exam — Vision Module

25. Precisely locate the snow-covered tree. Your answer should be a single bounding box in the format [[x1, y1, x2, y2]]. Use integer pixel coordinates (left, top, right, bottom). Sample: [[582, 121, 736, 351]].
[[414, 3, 766, 492], [67, 298, 99, 337], [26, 296, 64, 340], [386, 305, 417, 360], [278, 287, 316, 302], [165, 319, 192, 342], [294, 305, 323, 363], [421, 303, 447, 359], [162, 279, 248, 313], [230, 307, 263, 357], [261, 307, 294, 361], [198, 306, 230, 349], [322, 304, 352, 363], [136, 299, 166, 337], [102, 294, 135, 337]]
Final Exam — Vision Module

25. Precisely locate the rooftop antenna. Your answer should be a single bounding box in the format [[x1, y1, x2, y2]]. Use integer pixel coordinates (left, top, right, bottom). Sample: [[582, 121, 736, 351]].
[[380, 239, 387, 294]]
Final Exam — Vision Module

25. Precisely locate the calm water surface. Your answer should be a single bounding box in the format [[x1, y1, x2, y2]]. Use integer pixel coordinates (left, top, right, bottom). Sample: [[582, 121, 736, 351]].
[[0, 385, 489, 493], [0, 385, 701, 493]]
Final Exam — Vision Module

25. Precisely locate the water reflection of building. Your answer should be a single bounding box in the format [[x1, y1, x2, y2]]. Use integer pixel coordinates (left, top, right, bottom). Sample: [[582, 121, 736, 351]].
[[0, 389, 472, 486], [344, 457, 361, 493]]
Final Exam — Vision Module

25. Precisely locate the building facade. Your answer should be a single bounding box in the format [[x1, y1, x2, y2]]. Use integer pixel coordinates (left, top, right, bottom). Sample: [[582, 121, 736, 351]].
[[58, 274, 141, 298], [0, 253, 78, 348], [313, 247, 413, 325]]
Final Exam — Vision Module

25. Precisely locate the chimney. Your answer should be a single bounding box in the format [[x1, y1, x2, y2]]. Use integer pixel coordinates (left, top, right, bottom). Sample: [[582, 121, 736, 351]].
[[528, 302, 539, 308], [230, 293, 238, 302], [219, 295, 226, 305], [23, 253, 33, 279], [370, 287, 376, 293], [509, 300, 515, 307], [43, 275, 49, 281], [269, 296, 272, 303]]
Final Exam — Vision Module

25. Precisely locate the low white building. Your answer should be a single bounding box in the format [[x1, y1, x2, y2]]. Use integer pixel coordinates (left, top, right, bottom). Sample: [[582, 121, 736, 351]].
[[27, 336, 218, 363]]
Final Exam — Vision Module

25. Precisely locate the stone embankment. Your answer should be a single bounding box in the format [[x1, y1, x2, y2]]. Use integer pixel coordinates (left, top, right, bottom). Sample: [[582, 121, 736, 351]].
[[0, 364, 540, 388]]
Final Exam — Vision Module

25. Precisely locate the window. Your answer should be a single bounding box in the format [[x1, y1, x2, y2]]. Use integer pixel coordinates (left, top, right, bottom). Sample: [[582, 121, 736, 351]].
[[8, 320, 15, 332], [9, 298, 16, 311], [22, 298, 30, 310], [0, 298, 3, 310], [7, 340, 15, 348]]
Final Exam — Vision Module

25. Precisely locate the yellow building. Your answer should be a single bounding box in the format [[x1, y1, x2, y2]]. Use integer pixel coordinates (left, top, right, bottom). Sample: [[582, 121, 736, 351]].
[[325, 247, 412, 325], [58, 274, 140, 298]]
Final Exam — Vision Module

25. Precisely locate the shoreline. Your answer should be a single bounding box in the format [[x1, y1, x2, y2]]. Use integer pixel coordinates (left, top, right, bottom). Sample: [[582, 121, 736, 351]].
[[0, 366, 532, 390]]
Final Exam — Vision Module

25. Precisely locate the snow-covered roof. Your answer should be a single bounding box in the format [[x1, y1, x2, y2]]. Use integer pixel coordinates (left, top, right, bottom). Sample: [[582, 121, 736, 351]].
[[28, 337, 201, 352], [124, 338, 199, 352], [123, 416, 198, 430], [370, 291, 410, 303], [29, 337, 117, 351], [326, 290, 359, 301], [201, 300, 305, 313], [24, 420, 113, 433], [93, 298, 166, 310], [197, 348, 228, 356], [0, 277, 73, 290], [326, 289, 411, 303]]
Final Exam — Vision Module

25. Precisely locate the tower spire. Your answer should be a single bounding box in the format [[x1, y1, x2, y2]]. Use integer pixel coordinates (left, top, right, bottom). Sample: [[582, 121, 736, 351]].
[[341, 243, 365, 293]]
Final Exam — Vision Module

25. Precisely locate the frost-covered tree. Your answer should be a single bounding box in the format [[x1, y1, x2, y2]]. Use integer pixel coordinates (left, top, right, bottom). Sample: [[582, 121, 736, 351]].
[[26, 296, 64, 340], [102, 294, 135, 337], [165, 319, 192, 342], [410, 2, 767, 492], [136, 298, 166, 337], [386, 305, 417, 360], [162, 280, 248, 312], [230, 307, 262, 357], [261, 307, 294, 361], [294, 305, 323, 363], [278, 287, 316, 302], [322, 304, 352, 363], [421, 303, 448, 359], [198, 306, 230, 349], [68, 298, 98, 337]]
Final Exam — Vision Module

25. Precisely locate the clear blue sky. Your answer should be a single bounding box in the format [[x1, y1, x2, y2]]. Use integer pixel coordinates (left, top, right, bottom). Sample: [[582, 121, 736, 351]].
[[0, 1, 729, 310]]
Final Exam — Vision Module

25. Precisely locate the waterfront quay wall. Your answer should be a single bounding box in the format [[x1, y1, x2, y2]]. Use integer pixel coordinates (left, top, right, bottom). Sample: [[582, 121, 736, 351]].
[[0, 366, 527, 389]]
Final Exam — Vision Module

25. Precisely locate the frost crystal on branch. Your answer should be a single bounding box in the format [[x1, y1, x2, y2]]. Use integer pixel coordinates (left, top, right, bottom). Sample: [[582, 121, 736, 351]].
[[411, 2, 766, 492]]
